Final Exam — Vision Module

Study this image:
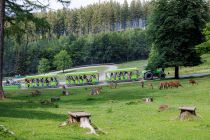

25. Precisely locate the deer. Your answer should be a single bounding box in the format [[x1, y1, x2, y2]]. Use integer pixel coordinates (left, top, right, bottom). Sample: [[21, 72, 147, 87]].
[[188, 79, 198, 85]]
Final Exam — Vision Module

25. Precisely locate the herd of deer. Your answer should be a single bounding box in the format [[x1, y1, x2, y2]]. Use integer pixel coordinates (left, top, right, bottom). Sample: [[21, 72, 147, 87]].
[[140, 79, 198, 90], [90, 79, 198, 95]]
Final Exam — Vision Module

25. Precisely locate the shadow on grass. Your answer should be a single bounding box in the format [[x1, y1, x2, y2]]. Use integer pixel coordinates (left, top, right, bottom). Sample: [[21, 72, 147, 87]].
[[0, 100, 60, 109], [0, 105, 66, 121]]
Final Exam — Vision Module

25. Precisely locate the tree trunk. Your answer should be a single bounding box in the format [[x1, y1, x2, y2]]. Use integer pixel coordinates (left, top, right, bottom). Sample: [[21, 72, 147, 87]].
[[175, 66, 179, 79], [0, 0, 5, 100]]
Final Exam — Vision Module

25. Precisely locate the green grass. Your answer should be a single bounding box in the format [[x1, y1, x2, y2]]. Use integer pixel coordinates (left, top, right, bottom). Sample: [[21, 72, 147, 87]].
[[1, 76, 210, 140], [117, 60, 148, 71], [165, 54, 210, 76], [117, 54, 210, 76], [3, 85, 20, 90], [73, 66, 107, 73]]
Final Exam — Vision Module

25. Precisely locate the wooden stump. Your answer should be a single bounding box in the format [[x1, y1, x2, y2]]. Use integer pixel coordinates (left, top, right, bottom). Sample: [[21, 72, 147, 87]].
[[179, 106, 196, 120], [68, 112, 96, 134], [51, 96, 60, 102]]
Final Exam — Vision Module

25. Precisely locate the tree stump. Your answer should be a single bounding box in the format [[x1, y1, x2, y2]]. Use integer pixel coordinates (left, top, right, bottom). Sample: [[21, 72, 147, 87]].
[[179, 106, 196, 120], [68, 112, 96, 134]]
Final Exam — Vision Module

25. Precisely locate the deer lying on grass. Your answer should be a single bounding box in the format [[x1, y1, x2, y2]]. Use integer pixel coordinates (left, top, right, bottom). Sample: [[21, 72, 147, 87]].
[[188, 79, 198, 85]]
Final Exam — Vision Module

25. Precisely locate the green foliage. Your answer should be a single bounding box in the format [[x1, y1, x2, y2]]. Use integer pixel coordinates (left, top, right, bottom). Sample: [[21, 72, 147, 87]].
[[38, 58, 51, 74], [4, 29, 149, 76], [196, 23, 210, 54], [147, 0, 209, 77], [53, 50, 72, 72]]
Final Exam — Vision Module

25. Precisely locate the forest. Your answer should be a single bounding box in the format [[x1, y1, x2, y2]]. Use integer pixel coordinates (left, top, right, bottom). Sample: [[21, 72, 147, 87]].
[[4, 0, 151, 76]]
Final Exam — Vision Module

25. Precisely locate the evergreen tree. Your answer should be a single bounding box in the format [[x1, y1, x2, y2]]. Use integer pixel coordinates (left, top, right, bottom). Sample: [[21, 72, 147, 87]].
[[147, 0, 209, 79], [71, 10, 79, 35], [130, 0, 136, 28], [135, 0, 143, 27], [121, 0, 129, 30]]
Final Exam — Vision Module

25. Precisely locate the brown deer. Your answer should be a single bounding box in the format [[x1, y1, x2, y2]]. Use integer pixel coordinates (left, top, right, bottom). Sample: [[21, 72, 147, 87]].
[[109, 82, 114, 89], [159, 82, 168, 90], [148, 82, 153, 89], [188, 79, 198, 85], [95, 86, 103, 94], [140, 80, 144, 88], [172, 81, 182, 88]]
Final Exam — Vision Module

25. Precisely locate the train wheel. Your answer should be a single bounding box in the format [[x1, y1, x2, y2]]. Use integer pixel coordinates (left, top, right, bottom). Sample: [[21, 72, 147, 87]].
[[144, 72, 153, 80]]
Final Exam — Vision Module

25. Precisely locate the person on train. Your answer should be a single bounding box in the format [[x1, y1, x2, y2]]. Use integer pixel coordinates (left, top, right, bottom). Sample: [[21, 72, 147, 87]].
[[45, 78, 49, 87], [79, 76, 83, 84], [25, 79, 30, 88], [83, 75, 88, 84], [54, 77, 58, 86], [75, 76, 79, 84], [36, 78, 39, 87], [40, 78, 44, 87], [31, 78, 35, 87]]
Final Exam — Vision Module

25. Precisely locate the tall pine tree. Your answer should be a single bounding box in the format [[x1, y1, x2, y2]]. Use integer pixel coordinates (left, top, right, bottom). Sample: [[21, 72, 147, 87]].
[[147, 0, 209, 79]]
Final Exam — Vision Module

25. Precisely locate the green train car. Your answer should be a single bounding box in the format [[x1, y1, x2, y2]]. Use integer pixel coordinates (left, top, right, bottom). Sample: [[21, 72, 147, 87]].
[[24, 75, 59, 88], [65, 71, 99, 86], [105, 68, 140, 82]]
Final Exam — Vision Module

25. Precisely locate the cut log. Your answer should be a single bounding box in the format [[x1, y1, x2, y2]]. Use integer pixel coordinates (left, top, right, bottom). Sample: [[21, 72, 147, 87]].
[[80, 117, 96, 134], [179, 106, 196, 120], [68, 112, 96, 134]]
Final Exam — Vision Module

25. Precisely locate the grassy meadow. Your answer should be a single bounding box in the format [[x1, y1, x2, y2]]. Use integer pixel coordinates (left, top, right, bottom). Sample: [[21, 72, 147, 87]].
[[117, 54, 210, 76], [1, 76, 210, 140]]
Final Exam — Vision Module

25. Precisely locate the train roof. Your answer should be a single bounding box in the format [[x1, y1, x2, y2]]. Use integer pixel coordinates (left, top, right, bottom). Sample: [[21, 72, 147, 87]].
[[106, 68, 139, 73], [65, 71, 99, 76], [25, 74, 57, 79]]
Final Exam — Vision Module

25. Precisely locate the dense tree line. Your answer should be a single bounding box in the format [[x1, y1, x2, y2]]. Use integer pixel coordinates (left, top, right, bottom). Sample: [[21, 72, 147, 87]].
[[36, 0, 151, 38], [3, 29, 148, 76]]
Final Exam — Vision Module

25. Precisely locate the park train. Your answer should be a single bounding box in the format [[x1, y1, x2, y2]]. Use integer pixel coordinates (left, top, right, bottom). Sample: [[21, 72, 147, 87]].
[[7, 68, 166, 89]]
